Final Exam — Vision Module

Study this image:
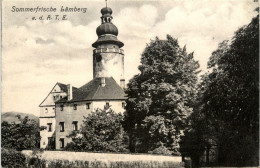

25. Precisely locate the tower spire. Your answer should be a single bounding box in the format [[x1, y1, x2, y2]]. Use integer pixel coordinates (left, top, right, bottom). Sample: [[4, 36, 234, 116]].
[[105, 0, 107, 8]]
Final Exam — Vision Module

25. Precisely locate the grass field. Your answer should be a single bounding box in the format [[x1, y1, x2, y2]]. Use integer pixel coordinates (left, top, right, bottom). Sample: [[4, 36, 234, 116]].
[[22, 150, 184, 168]]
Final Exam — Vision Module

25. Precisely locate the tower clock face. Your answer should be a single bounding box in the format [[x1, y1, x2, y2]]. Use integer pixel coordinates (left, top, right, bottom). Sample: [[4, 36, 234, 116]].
[[96, 54, 102, 62]]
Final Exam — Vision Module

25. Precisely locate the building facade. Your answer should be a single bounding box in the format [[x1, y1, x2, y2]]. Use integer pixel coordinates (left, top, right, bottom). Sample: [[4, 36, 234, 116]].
[[39, 6, 126, 150], [39, 83, 75, 149]]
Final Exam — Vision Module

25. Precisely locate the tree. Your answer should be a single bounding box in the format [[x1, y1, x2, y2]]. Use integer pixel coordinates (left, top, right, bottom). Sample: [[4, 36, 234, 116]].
[[1, 115, 41, 150], [180, 74, 216, 167], [185, 14, 259, 166], [65, 108, 129, 152], [124, 35, 200, 154]]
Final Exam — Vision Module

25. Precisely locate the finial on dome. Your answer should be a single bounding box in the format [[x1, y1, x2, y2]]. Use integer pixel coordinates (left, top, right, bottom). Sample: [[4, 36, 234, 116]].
[[92, 5, 124, 48]]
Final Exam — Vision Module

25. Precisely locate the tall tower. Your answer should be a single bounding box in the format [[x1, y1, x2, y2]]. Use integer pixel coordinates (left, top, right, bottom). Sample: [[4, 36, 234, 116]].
[[92, 7, 125, 88]]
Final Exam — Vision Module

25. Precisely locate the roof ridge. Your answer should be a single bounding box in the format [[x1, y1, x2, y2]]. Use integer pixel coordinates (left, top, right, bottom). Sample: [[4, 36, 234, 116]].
[[55, 77, 126, 103]]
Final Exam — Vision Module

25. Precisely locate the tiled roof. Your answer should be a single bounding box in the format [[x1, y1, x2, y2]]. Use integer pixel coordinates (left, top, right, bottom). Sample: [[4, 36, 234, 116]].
[[56, 77, 126, 103], [57, 83, 77, 93]]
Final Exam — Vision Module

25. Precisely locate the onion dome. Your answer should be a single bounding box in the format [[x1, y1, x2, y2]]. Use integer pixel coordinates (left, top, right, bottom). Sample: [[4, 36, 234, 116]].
[[92, 7, 124, 48], [101, 7, 112, 15], [96, 23, 118, 36]]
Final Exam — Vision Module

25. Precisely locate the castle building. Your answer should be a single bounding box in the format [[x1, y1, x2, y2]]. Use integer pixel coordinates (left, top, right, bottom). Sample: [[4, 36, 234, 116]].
[[39, 6, 126, 149], [39, 83, 76, 149]]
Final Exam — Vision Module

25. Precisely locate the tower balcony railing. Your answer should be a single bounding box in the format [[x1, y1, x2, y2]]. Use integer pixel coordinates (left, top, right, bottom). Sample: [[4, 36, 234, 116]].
[[94, 48, 124, 54]]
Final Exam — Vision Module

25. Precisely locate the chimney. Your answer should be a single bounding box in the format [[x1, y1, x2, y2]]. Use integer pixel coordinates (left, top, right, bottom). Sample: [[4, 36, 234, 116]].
[[120, 79, 125, 89], [101, 78, 106, 87], [67, 84, 73, 100]]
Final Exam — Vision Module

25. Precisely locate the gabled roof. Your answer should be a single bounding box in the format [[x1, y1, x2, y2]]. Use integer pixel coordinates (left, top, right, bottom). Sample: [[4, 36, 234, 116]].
[[39, 82, 77, 107], [56, 77, 126, 103], [57, 82, 77, 93]]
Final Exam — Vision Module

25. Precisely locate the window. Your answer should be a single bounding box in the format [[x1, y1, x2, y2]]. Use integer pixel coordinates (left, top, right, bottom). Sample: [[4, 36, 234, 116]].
[[106, 102, 109, 108], [52, 108, 55, 112], [60, 122, 64, 132], [45, 108, 48, 113], [86, 103, 91, 109], [122, 102, 125, 108], [53, 95, 55, 100], [60, 138, 64, 148], [48, 137, 55, 148], [60, 96, 62, 99], [43, 141, 45, 145], [73, 104, 77, 110], [72, 121, 78, 131], [60, 104, 64, 111], [47, 123, 52, 132]]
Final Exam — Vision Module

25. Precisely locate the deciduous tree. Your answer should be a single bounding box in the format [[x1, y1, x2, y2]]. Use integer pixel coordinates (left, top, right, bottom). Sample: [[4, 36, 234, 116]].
[[1, 115, 40, 150], [66, 108, 129, 152], [124, 35, 200, 154], [181, 13, 259, 166]]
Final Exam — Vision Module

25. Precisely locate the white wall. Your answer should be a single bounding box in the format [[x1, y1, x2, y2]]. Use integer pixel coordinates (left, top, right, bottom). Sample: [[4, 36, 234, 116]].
[[40, 84, 67, 107], [55, 101, 93, 150], [40, 117, 56, 149], [40, 106, 55, 117], [39, 83, 68, 149], [55, 100, 126, 149]]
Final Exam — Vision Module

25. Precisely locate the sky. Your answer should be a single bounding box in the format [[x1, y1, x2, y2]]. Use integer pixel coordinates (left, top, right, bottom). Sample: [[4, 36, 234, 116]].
[[2, 0, 258, 116]]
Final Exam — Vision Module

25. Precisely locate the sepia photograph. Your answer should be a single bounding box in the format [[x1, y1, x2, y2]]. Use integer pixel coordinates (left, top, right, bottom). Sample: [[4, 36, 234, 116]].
[[1, 0, 259, 167]]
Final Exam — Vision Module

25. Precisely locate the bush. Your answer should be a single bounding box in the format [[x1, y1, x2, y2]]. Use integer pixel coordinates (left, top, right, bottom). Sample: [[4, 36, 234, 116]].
[[149, 145, 172, 155], [66, 108, 129, 153], [1, 148, 26, 168]]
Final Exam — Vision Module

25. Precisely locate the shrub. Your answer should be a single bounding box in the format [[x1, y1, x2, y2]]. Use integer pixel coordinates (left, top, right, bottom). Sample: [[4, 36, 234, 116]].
[[149, 145, 172, 155], [66, 108, 129, 153], [1, 148, 26, 168]]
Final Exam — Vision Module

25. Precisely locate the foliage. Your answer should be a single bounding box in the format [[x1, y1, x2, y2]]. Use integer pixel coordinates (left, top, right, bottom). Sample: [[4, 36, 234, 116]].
[[179, 74, 213, 166], [124, 35, 200, 153], [204, 14, 258, 166], [65, 108, 129, 152], [1, 115, 41, 150], [180, 14, 259, 166], [148, 145, 172, 155], [1, 148, 27, 168], [26, 148, 46, 167]]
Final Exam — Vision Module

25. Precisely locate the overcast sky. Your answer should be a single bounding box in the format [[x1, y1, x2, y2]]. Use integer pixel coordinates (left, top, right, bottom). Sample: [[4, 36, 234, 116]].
[[2, 0, 258, 116]]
